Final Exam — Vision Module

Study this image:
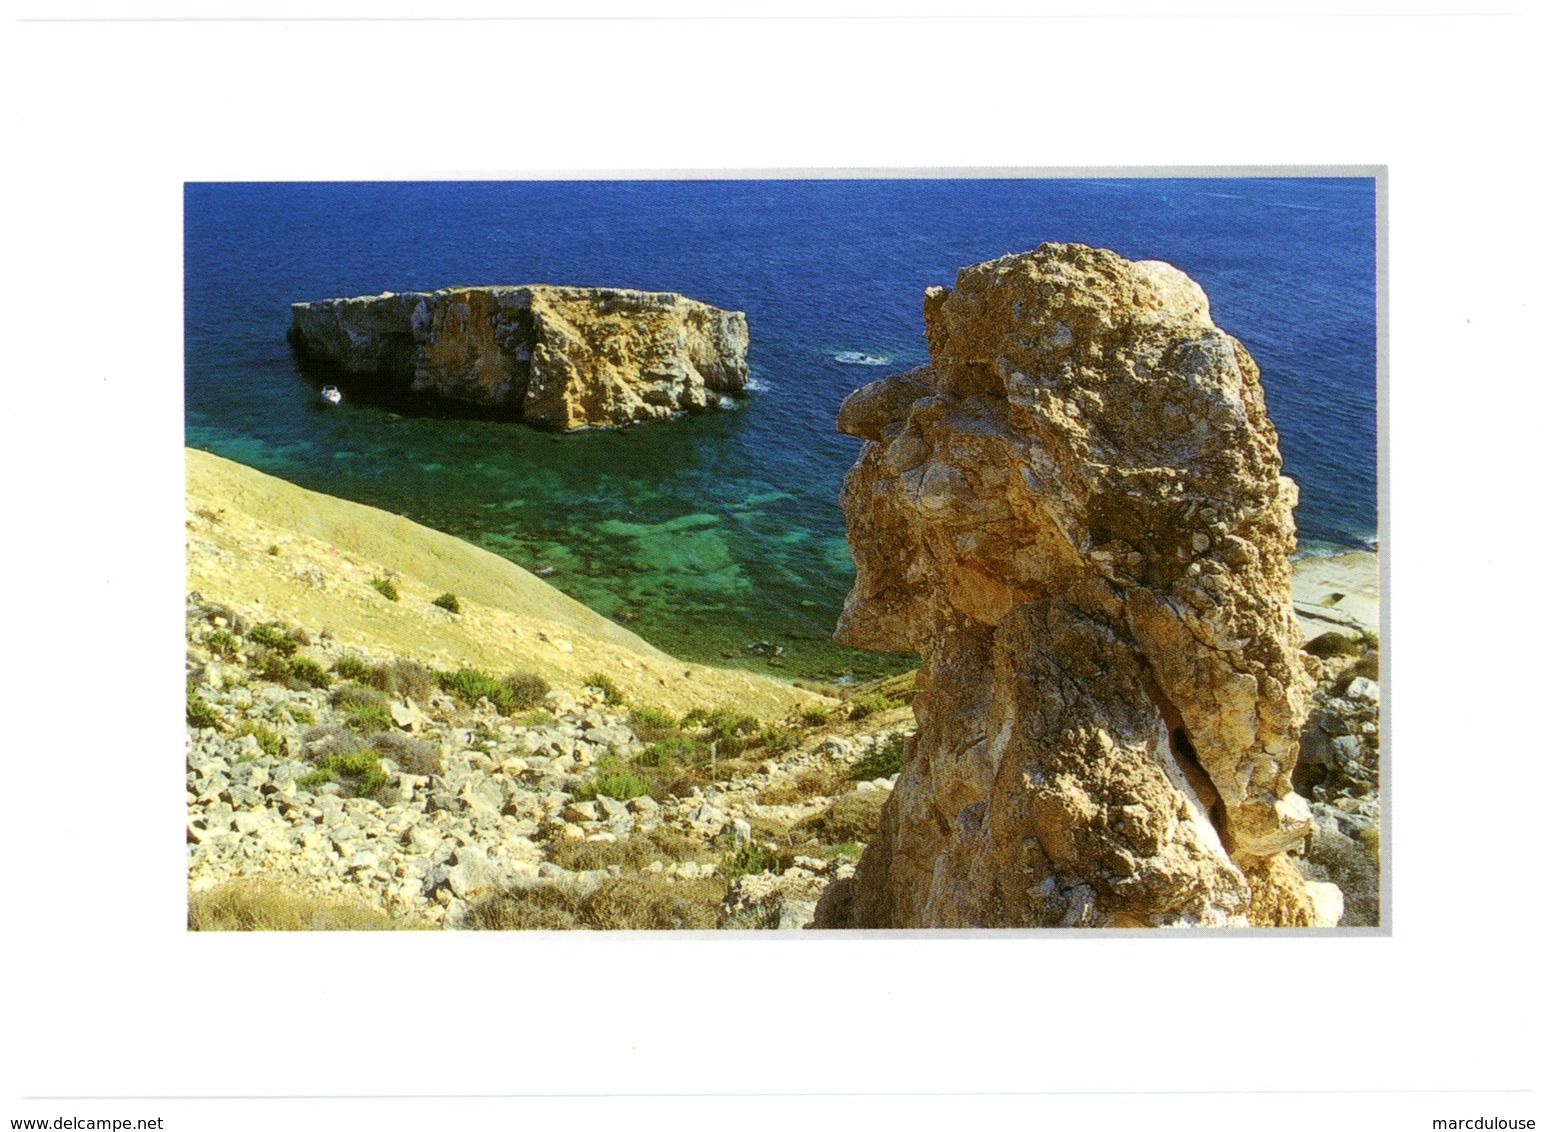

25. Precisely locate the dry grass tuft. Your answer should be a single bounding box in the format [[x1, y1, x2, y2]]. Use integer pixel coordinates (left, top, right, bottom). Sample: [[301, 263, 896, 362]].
[[465, 874, 727, 931], [188, 879, 422, 931], [757, 767, 846, 806], [798, 790, 888, 844], [545, 827, 710, 872]]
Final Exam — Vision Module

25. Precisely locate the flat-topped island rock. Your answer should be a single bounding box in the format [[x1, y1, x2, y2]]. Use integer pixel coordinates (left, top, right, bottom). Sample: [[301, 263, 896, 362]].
[[288, 285, 750, 430]]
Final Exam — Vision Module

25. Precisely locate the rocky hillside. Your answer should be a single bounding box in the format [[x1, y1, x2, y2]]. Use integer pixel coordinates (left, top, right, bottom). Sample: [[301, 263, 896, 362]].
[[186, 448, 908, 930], [288, 285, 749, 429], [185, 593, 912, 930]]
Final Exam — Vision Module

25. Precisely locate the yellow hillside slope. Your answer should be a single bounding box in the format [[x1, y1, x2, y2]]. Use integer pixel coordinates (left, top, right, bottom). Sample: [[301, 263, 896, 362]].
[[185, 448, 832, 719]]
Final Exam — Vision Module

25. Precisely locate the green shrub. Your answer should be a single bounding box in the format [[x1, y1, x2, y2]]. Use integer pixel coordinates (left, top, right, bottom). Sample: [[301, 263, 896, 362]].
[[267, 544, 280, 556], [237, 721, 285, 759], [760, 725, 798, 754], [635, 735, 705, 767], [716, 732, 753, 758], [207, 629, 240, 659], [852, 732, 910, 780], [248, 622, 298, 657], [585, 672, 626, 706], [300, 748, 387, 796], [513, 710, 559, 728], [285, 705, 316, 726], [722, 841, 783, 881], [186, 690, 221, 729], [502, 671, 551, 711], [332, 685, 394, 733], [849, 693, 902, 721], [250, 648, 294, 684], [370, 576, 400, 601], [438, 668, 514, 711], [628, 705, 679, 740], [344, 702, 394, 734], [687, 710, 760, 737], [332, 655, 371, 682], [288, 657, 331, 689], [332, 684, 384, 711], [571, 771, 651, 802], [432, 592, 461, 614], [801, 709, 832, 728]]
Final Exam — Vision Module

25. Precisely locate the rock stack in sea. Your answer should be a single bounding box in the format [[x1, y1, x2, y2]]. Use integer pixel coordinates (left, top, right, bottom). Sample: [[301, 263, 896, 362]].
[[815, 242, 1335, 928], [288, 285, 750, 430]]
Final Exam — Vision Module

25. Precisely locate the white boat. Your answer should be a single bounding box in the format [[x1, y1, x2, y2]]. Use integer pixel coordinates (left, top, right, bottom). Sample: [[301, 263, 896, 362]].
[[834, 351, 889, 366], [321, 385, 342, 405]]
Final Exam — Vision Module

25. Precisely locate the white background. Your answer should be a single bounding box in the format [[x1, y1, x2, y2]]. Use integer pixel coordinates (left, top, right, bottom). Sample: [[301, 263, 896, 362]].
[[5, 3, 1540, 1130]]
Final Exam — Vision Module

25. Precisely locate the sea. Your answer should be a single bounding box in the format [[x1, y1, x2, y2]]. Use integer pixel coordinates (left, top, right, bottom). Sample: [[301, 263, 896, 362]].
[[184, 177, 1377, 682]]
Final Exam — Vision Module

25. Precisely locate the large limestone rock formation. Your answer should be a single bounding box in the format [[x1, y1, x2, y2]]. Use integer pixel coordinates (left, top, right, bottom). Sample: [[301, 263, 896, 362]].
[[815, 242, 1322, 929], [288, 285, 749, 430]]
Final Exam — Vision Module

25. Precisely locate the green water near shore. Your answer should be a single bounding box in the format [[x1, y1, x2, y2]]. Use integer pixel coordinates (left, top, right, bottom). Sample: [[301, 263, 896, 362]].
[[189, 399, 917, 684]]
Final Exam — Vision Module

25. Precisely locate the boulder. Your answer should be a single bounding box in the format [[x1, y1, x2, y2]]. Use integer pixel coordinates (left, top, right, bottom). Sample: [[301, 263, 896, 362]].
[[288, 285, 749, 430], [816, 243, 1319, 929]]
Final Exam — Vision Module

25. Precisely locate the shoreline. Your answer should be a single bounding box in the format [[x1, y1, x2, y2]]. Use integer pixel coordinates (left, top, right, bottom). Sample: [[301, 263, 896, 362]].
[[1291, 549, 1381, 640]]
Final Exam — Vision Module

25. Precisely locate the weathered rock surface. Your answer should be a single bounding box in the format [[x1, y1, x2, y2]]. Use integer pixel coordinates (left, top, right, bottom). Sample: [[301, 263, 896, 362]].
[[288, 285, 750, 430], [816, 242, 1325, 928]]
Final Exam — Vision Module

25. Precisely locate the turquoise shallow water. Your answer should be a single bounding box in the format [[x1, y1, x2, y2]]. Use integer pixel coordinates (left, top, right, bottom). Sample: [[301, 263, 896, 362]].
[[185, 179, 1377, 681]]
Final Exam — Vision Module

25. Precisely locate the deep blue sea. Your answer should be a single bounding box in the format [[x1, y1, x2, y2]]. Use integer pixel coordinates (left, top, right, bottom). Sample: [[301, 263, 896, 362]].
[[185, 178, 1377, 681]]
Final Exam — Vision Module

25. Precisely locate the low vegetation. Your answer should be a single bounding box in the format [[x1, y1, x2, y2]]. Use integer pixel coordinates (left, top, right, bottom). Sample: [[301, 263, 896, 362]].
[[432, 592, 461, 614], [848, 692, 903, 721], [189, 879, 420, 931], [332, 655, 371, 682], [298, 747, 388, 797], [247, 621, 301, 657], [798, 790, 888, 844], [370, 575, 401, 601], [852, 732, 910, 780], [570, 770, 652, 802], [464, 874, 728, 931], [545, 828, 709, 873], [186, 688, 221, 730], [331, 685, 395, 733], [437, 667, 551, 714], [236, 720, 285, 760], [364, 658, 435, 701], [585, 672, 626, 706], [206, 628, 240, 659]]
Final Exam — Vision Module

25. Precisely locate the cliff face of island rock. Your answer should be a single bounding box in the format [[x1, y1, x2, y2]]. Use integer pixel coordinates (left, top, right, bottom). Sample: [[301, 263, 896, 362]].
[[816, 242, 1325, 928], [288, 286, 750, 430]]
